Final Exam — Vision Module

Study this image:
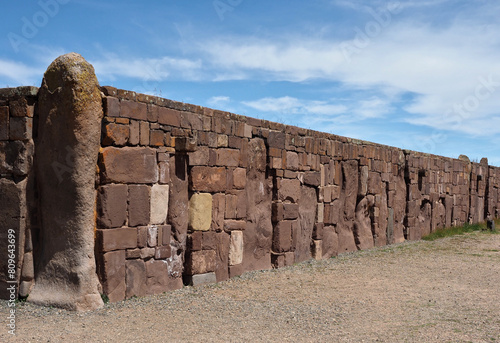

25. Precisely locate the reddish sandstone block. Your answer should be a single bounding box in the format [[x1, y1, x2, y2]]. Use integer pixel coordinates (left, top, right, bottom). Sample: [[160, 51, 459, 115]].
[[272, 202, 284, 222], [150, 130, 165, 146], [97, 228, 137, 252], [188, 231, 203, 251], [147, 104, 159, 122], [158, 107, 181, 126], [236, 190, 246, 219], [211, 193, 225, 231], [233, 168, 246, 189], [0, 106, 8, 140], [304, 171, 321, 187], [216, 148, 240, 167], [313, 222, 324, 240], [100, 147, 158, 184], [224, 220, 246, 232], [137, 226, 148, 248], [216, 232, 230, 282], [9, 117, 32, 140], [181, 112, 203, 130], [125, 259, 147, 298], [286, 151, 299, 170], [128, 185, 150, 227], [268, 131, 285, 149], [202, 231, 217, 250], [102, 122, 129, 146], [139, 121, 149, 145], [191, 166, 227, 192], [121, 100, 147, 120], [155, 245, 171, 259], [126, 248, 141, 259], [225, 194, 237, 219], [189, 146, 209, 166], [185, 250, 216, 275], [129, 120, 140, 145], [283, 203, 299, 220], [273, 221, 292, 252], [97, 184, 128, 229], [100, 250, 126, 302], [104, 96, 120, 117], [278, 178, 301, 203]]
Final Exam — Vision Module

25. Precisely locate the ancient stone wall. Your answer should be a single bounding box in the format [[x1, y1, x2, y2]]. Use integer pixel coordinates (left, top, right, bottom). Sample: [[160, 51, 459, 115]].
[[1, 54, 499, 309], [95, 86, 500, 303], [0, 87, 37, 299]]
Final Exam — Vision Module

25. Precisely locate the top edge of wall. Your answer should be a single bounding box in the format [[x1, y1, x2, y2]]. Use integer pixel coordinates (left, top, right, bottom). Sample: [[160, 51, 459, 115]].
[[101, 85, 492, 166], [0, 86, 39, 98]]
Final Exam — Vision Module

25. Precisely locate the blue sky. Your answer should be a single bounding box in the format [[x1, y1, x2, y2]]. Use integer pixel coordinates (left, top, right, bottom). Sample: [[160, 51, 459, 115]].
[[2, 0, 500, 165]]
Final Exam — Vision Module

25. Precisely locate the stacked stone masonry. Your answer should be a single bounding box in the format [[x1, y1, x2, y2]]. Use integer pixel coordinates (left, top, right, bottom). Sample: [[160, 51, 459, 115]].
[[1, 72, 499, 307]]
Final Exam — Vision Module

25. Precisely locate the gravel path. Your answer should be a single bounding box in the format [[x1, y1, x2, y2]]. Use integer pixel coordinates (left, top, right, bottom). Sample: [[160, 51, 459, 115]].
[[2, 232, 499, 343]]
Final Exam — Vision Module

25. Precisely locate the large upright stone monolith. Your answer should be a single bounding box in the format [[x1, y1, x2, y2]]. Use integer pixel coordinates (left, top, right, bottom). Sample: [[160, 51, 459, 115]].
[[28, 53, 103, 310]]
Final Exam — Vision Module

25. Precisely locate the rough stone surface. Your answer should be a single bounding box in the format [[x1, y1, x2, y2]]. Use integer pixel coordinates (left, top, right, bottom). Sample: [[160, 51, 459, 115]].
[[99, 250, 126, 303], [295, 186, 317, 263], [191, 166, 227, 192], [100, 147, 158, 184], [189, 193, 213, 231], [150, 184, 169, 224], [128, 185, 150, 227], [97, 184, 128, 229], [29, 53, 104, 311], [229, 231, 244, 266]]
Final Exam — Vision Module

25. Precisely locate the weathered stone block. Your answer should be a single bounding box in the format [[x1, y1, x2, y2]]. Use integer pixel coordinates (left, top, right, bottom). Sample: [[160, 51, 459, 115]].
[[268, 131, 285, 149], [278, 178, 301, 203], [155, 245, 171, 259], [191, 166, 226, 192], [102, 122, 129, 146], [158, 107, 180, 126], [233, 168, 247, 189], [147, 225, 158, 247], [188, 146, 209, 166], [202, 231, 217, 250], [286, 151, 299, 170], [215, 232, 230, 282], [139, 121, 149, 145], [211, 193, 225, 231], [150, 184, 169, 224], [128, 185, 150, 227], [0, 141, 33, 176], [9, 117, 32, 140], [103, 96, 120, 117], [100, 147, 158, 184], [121, 100, 147, 120], [100, 250, 126, 302], [97, 227, 137, 252], [0, 106, 8, 140], [189, 193, 213, 231], [216, 148, 240, 167], [129, 120, 140, 145], [273, 221, 292, 252], [125, 259, 147, 298], [312, 240, 322, 260], [185, 250, 216, 275], [229, 230, 244, 265], [304, 171, 321, 187], [313, 222, 324, 240], [97, 184, 128, 229], [283, 203, 299, 220], [224, 220, 246, 232], [225, 194, 237, 219]]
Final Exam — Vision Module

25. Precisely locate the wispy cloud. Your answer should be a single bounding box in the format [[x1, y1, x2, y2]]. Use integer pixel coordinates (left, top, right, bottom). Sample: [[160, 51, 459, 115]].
[[0, 59, 42, 86], [90, 54, 203, 82]]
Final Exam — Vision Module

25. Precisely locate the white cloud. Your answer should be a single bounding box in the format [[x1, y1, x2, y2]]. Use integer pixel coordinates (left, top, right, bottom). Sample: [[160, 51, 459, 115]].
[[91, 54, 203, 82], [197, 4, 500, 136], [0, 59, 42, 86], [207, 95, 231, 107]]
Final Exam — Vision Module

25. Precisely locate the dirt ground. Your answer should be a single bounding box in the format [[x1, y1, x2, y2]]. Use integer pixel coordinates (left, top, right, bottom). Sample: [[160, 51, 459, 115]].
[[2, 232, 499, 343]]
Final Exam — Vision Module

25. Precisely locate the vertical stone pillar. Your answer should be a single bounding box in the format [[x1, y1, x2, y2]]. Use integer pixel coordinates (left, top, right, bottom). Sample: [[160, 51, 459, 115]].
[[28, 53, 103, 310]]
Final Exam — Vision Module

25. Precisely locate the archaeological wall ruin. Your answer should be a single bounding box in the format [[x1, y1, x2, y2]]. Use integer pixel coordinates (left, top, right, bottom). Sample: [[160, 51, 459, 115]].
[[1, 53, 499, 310]]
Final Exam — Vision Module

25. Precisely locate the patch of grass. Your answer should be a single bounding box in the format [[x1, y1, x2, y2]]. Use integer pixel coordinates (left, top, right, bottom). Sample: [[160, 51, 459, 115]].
[[100, 293, 109, 304], [422, 222, 485, 241]]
